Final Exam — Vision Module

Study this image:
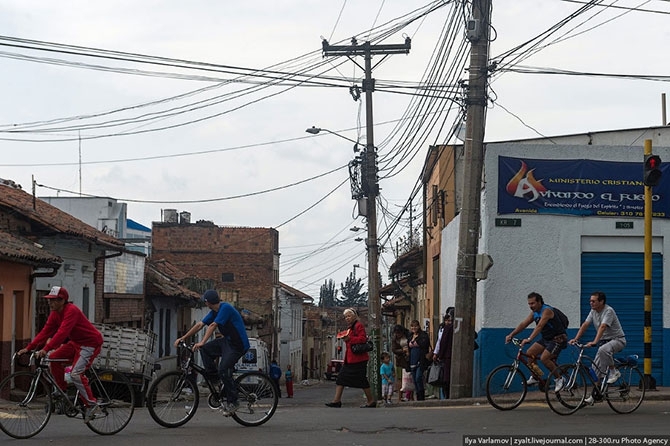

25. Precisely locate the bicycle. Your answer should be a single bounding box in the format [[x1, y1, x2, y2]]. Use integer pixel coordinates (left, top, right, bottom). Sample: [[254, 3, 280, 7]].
[[485, 338, 554, 410], [0, 352, 135, 439], [545, 342, 645, 415], [146, 340, 278, 428]]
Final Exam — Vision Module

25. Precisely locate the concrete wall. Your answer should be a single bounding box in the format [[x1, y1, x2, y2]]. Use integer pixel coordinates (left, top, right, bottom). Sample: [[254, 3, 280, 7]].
[[441, 134, 670, 395]]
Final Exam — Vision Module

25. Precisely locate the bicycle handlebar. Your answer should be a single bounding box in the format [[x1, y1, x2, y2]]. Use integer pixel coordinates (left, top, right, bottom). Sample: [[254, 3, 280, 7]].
[[177, 340, 195, 350], [510, 338, 525, 347], [13, 350, 73, 367]]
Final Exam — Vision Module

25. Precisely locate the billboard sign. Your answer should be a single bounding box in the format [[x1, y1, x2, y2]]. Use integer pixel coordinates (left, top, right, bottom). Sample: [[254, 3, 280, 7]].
[[498, 156, 669, 218]]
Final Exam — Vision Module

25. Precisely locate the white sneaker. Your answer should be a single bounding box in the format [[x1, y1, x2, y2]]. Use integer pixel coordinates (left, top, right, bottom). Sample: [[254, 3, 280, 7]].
[[554, 377, 565, 393], [222, 401, 239, 417], [606, 369, 621, 384], [526, 376, 539, 386], [582, 395, 594, 406], [84, 404, 100, 422]]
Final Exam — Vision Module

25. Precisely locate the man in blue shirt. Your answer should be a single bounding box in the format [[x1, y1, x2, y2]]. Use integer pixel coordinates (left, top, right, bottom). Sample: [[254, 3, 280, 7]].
[[175, 290, 250, 415], [269, 360, 282, 396], [505, 292, 568, 390]]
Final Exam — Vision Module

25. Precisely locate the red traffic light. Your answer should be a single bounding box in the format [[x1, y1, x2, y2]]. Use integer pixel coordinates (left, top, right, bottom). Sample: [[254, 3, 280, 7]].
[[644, 154, 662, 187]]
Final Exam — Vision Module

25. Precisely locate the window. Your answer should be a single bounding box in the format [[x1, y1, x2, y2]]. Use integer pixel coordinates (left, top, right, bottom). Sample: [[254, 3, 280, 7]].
[[221, 272, 234, 282]]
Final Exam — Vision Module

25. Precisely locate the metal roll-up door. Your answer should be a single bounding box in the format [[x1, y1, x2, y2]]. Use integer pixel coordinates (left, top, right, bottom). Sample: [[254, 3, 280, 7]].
[[581, 252, 663, 383]]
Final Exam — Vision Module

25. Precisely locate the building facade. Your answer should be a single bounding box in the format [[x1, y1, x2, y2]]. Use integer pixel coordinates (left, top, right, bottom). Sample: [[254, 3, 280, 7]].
[[151, 218, 280, 355], [438, 126, 670, 394]]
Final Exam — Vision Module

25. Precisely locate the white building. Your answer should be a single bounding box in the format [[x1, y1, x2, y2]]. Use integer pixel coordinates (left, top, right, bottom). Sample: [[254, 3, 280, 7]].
[[441, 126, 670, 394], [278, 282, 313, 381]]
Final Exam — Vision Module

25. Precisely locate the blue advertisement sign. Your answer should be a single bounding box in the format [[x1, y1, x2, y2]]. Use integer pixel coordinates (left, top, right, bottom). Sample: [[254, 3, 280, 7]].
[[498, 156, 669, 218]]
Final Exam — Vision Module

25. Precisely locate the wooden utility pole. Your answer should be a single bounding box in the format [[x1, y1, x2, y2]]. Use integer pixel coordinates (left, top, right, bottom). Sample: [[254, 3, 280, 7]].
[[322, 37, 411, 398], [450, 0, 492, 399]]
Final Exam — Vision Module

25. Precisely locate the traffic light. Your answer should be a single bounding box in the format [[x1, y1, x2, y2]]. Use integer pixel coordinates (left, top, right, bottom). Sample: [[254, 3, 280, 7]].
[[643, 154, 662, 187]]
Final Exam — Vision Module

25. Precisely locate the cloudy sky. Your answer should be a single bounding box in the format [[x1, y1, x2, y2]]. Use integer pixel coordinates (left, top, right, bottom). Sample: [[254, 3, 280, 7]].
[[1, 1, 669, 299]]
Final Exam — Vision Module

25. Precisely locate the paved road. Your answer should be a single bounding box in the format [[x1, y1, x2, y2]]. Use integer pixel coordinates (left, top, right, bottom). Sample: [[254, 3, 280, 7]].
[[4, 379, 669, 445]]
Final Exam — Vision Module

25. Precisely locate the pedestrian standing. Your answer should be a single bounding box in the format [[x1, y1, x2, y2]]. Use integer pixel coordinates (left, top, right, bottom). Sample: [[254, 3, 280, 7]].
[[285, 364, 294, 398], [270, 359, 282, 397]]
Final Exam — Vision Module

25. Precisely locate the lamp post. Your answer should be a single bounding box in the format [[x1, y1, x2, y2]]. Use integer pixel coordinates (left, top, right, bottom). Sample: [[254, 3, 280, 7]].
[[352, 263, 367, 281], [306, 125, 382, 398], [305, 126, 361, 152]]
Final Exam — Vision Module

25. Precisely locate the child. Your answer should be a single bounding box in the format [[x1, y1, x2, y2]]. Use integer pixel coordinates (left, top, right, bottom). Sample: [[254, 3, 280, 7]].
[[401, 369, 415, 401], [379, 352, 394, 405]]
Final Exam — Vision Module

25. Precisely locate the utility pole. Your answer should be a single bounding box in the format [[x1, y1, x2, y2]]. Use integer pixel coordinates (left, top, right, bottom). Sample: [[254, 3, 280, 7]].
[[322, 37, 411, 398], [450, 0, 492, 399]]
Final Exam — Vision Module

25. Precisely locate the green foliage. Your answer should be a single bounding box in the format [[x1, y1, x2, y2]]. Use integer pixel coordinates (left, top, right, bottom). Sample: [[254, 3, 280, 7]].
[[319, 279, 338, 308], [339, 271, 367, 307]]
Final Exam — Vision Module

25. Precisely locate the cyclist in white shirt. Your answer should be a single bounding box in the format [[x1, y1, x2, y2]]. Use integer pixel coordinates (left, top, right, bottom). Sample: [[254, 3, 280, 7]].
[[569, 291, 626, 405]]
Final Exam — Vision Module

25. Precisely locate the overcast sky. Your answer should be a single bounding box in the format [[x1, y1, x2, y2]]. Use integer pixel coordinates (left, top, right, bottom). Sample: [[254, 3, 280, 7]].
[[2, 1, 669, 299]]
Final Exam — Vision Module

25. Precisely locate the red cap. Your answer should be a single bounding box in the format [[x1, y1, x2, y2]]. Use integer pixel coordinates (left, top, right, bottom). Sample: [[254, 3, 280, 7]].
[[45, 286, 69, 301]]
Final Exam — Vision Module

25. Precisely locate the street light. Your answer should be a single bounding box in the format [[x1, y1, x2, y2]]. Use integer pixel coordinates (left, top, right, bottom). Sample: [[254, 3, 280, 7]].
[[306, 123, 382, 399], [305, 127, 361, 152]]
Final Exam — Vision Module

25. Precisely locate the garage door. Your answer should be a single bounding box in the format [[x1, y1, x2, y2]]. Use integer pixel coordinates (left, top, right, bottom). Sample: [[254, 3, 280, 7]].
[[581, 252, 663, 383]]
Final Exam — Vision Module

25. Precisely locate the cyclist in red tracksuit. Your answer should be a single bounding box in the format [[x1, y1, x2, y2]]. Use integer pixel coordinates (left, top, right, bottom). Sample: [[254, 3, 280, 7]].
[[18, 286, 104, 419]]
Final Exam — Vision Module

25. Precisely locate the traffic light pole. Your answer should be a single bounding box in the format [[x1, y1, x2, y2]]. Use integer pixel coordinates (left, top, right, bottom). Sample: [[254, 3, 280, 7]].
[[643, 139, 657, 389], [322, 37, 411, 399]]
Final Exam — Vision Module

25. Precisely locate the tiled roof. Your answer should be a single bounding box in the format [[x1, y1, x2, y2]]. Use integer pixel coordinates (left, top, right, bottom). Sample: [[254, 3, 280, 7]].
[[279, 281, 314, 302], [146, 258, 200, 300], [0, 231, 63, 267], [0, 184, 124, 249]]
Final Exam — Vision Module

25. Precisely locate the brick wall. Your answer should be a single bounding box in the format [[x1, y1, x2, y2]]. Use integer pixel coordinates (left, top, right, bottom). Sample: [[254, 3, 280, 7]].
[[152, 222, 279, 343]]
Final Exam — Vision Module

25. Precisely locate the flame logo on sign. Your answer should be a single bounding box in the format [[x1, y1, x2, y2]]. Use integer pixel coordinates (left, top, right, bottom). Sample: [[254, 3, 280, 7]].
[[506, 161, 547, 202]]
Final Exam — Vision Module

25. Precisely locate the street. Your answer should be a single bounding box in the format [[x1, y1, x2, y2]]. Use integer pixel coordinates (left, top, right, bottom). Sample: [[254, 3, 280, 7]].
[[4, 381, 670, 445]]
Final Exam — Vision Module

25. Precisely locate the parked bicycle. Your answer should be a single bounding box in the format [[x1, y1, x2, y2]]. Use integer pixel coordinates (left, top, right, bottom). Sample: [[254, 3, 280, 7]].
[[146, 340, 278, 428], [0, 352, 135, 439], [485, 337, 555, 410], [544, 342, 645, 415]]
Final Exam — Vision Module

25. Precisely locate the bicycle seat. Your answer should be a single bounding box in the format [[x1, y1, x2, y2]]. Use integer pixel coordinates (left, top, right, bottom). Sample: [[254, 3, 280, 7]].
[[614, 354, 638, 366]]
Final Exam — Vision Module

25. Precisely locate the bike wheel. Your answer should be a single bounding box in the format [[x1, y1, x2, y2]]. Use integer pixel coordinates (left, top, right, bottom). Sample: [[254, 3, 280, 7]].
[[0, 371, 52, 439], [231, 371, 278, 427], [545, 364, 587, 416], [606, 366, 645, 414], [485, 365, 527, 410], [146, 371, 199, 428], [85, 369, 135, 435]]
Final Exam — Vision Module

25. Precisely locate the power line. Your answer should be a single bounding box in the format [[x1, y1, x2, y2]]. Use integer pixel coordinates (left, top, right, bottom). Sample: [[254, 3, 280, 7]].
[[35, 165, 346, 204]]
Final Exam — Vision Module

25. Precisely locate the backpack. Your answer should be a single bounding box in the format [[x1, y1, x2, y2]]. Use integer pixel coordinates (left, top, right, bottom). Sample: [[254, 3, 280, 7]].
[[550, 306, 569, 331]]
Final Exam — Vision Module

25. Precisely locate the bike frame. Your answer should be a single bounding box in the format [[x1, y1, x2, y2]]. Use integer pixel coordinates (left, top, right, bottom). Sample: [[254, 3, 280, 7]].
[[559, 343, 644, 408], [563, 344, 611, 398], [177, 341, 220, 397], [16, 354, 87, 416], [511, 338, 547, 387]]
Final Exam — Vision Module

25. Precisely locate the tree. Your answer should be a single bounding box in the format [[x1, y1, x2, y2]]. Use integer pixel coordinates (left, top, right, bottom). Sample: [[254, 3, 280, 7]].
[[319, 279, 338, 308], [339, 271, 367, 307]]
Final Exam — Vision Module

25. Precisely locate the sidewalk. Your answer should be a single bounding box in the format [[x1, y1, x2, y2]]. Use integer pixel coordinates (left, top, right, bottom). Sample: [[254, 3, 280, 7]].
[[284, 378, 670, 408], [404, 383, 670, 408]]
